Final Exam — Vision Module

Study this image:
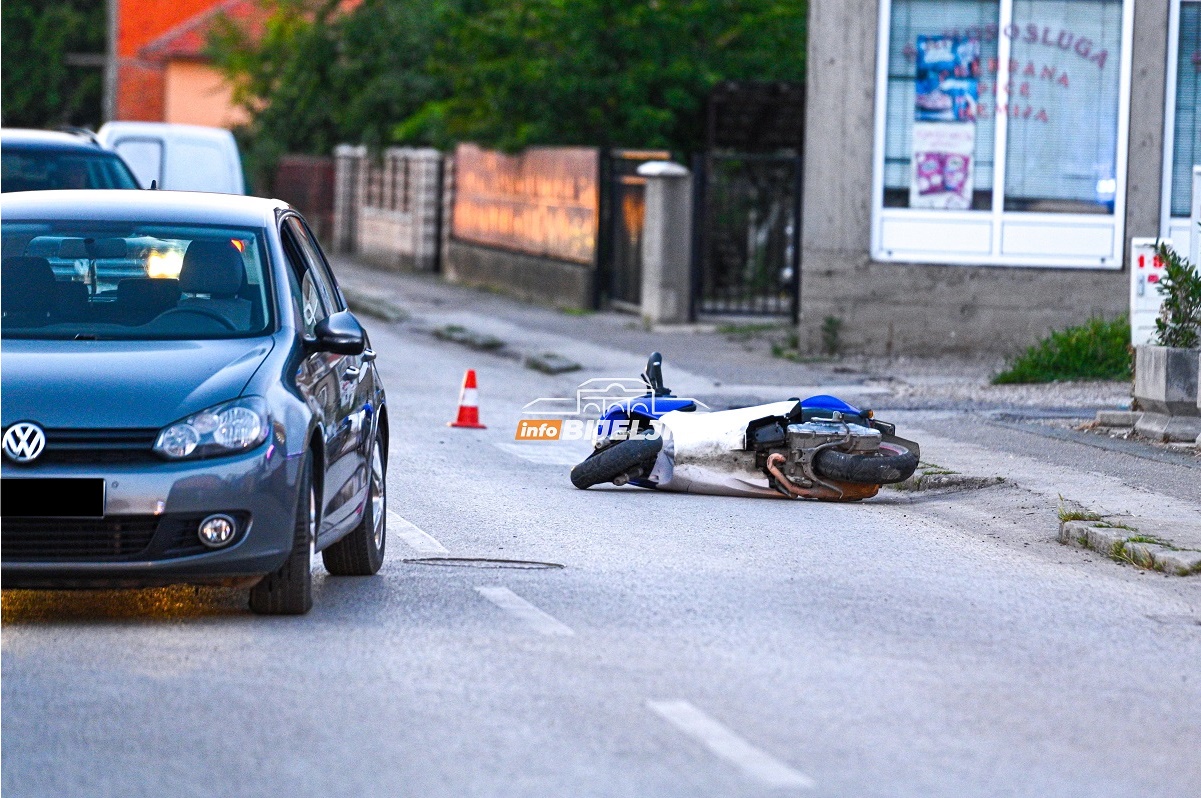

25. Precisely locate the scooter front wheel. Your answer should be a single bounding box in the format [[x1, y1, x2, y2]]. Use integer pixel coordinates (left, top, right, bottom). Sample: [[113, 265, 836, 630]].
[[570, 437, 664, 489], [813, 442, 918, 485]]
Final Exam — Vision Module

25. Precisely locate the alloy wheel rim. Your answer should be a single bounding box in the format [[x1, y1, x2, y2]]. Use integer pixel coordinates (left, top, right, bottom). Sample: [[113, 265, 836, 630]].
[[370, 444, 385, 550]]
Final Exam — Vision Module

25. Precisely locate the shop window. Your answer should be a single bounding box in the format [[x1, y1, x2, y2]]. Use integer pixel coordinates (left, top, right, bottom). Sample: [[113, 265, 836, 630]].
[[883, 0, 999, 210], [873, 0, 1133, 268], [1169, 1, 1201, 219], [1003, 0, 1123, 213]]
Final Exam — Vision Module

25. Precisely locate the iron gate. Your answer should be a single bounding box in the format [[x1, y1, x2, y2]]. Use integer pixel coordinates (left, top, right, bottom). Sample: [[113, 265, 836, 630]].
[[596, 149, 670, 311], [692, 152, 802, 320]]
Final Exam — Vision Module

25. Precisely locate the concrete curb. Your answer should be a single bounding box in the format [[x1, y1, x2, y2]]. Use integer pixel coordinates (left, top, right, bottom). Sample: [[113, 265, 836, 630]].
[[342, 286, 410, 323], [1058, 519, 1201, 575]]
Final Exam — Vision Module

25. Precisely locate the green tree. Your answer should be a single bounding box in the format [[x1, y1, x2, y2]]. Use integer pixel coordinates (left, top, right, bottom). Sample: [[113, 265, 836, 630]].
[[1, 0, 106, 128], [410, 0, 807, 152], [207, 0, 456, 188], [209, 0, 807, 169]]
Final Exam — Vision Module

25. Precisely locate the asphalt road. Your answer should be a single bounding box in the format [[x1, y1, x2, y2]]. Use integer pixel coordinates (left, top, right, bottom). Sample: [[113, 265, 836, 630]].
[[3, 318, 1200, 798]]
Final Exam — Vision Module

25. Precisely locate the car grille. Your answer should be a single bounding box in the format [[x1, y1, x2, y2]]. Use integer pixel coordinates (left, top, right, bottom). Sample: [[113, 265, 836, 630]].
[[36, 428, 160, 465], [0, 513, 249, 562], [2, 516, 160, 560]]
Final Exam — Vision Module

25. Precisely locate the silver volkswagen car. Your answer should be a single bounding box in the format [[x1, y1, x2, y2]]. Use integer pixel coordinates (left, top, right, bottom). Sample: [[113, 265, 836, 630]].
[[1, 190, 389, 615]]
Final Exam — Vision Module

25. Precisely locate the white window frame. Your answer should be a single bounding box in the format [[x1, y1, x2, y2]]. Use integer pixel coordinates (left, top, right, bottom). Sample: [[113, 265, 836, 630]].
[[1160, 0, 1200, 244], [871, 0, 1136, 269]]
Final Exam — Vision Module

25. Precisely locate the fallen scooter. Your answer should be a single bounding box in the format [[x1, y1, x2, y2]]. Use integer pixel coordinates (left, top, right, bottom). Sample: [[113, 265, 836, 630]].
[[570, 353, 920, 501]]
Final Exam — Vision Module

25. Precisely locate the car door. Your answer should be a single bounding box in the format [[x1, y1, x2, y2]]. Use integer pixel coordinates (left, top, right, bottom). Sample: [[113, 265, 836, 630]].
[[281, 216, 369, 540]]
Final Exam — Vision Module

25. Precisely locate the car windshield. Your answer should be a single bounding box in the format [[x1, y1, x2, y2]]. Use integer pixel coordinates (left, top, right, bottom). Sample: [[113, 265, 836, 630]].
[[1, 149, 141, 192], [1, 221, 273, 340]]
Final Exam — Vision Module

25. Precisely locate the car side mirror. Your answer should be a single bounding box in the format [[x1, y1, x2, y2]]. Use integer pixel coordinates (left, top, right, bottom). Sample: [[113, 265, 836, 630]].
[[310, 310, 365, 355]]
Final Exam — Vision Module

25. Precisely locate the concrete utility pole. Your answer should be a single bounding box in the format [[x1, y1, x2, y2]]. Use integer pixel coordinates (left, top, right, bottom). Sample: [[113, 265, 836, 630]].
[[104, 0, 119, 122]]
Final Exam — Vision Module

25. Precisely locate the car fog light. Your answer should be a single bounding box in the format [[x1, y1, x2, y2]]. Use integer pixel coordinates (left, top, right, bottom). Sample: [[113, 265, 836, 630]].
[[198, 514, 237, 548]]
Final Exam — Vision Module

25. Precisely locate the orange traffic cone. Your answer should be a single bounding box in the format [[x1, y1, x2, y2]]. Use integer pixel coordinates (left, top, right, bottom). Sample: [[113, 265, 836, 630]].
[[448, 369, 487, 429]]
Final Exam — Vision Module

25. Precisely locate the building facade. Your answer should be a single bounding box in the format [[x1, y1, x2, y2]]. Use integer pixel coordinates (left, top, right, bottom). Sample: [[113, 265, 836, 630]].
[[115, 0, 260, 127], [801, 0, 1199, 354]]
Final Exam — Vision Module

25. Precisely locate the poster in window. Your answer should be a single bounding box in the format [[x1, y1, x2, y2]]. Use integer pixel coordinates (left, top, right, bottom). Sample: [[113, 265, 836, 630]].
[[915, 36, 980, 122], [910, 122, 975, 210]]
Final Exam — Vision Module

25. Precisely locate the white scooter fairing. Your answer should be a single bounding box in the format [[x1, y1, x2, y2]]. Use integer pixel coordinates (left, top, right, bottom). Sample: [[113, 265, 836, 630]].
[[645, 402, 798, 498]]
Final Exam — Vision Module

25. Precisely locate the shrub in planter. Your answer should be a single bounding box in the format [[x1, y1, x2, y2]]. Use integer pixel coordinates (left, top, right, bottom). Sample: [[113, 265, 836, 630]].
[[1153, 240, 1201, 348], [1132, 240, 1201, 441]]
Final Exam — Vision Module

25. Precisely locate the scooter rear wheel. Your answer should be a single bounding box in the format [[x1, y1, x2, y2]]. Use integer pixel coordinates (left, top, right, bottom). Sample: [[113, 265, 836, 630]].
[[813, 442, 918, 485], [570, 437, 664, 489]]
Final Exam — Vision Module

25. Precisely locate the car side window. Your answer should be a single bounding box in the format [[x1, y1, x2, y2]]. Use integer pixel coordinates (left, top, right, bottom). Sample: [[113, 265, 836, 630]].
[[284, 217, 343, 311], [281, 224, 328, 337]]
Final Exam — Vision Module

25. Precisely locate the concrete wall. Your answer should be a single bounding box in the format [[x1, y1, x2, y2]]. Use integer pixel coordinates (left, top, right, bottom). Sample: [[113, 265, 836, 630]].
[[332, 147, 443, 272], [443, 240, 594, 310], [800, 0, 1169, 356]]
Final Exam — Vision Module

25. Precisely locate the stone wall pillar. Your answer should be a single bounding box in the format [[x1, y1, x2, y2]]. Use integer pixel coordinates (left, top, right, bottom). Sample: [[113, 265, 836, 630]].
[[333, 144, 366, 254], [637, 161, 693, 325]]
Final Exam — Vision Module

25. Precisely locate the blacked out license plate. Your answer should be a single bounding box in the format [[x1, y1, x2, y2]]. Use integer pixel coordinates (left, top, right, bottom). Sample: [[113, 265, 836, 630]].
[[1, 478, 106, 518]]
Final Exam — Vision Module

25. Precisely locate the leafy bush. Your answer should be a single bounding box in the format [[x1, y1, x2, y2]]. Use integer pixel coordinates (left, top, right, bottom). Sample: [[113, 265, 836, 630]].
[[1153, 240, 1201, 349], [992, 316, 1131, 384]]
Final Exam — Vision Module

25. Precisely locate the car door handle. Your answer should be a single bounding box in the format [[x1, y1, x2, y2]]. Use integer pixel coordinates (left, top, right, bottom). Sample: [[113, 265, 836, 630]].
[[362, 348, 377, 363]]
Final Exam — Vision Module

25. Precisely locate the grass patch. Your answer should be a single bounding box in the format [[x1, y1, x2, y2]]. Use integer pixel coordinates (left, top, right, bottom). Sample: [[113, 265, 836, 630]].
[[992, 316, 1131, 384], [1057, 501, 1102, 524], [558, 306, 592, 317]]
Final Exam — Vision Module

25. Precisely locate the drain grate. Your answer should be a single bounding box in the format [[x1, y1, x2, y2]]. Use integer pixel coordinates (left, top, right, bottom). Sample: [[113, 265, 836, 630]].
[[405, 557, 564, 570]]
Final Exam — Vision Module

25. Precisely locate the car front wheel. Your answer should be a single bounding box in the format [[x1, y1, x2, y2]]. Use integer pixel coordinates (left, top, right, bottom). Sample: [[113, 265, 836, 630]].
[[322, 429, 386, 576], [249, 453, 316, 615]]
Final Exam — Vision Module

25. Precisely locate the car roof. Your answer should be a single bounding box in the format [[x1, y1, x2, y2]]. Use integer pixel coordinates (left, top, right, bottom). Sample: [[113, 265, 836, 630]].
[[1, 128, 108, 152], [0, 189, 292, 228]]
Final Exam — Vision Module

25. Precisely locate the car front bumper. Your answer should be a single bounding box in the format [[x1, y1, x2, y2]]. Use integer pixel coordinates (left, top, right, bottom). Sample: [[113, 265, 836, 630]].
[[1, 442, 303, 589]]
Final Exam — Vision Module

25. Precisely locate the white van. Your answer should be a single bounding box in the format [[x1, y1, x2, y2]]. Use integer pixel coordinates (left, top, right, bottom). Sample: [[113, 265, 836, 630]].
[[97, 122, 246, 195]]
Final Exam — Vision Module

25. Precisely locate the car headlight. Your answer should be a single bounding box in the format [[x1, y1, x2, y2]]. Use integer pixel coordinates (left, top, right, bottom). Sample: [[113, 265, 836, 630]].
[[154, 397, 270, 460]]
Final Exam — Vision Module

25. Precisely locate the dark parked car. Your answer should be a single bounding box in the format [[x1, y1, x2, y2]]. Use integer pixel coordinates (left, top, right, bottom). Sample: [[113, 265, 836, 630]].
[[2, 128, 143, 192], [0, 190, 388, 614]]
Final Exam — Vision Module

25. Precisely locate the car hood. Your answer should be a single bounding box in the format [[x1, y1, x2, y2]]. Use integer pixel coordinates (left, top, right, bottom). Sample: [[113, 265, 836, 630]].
[[1, 338, 275, 429]]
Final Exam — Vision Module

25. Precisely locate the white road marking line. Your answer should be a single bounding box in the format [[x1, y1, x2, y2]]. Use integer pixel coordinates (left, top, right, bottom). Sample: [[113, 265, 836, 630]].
[[647, 700, 814, 789], [494, 442, 587, 467], [387, 510, 448, 554], [475, 586, 575, 636]]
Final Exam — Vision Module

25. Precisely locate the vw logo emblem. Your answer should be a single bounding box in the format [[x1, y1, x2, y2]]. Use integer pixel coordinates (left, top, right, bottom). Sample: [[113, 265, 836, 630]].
[[3, 422, 46, 463]]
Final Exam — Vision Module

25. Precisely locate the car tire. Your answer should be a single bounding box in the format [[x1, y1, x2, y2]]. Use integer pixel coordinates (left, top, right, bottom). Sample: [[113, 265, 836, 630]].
[[322, 430, 386, 576], [249, 453, 316, 615]]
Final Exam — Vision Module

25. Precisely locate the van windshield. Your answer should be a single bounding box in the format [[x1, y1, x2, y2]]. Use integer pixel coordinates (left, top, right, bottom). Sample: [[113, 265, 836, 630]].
[[1, 221, 273, 340]]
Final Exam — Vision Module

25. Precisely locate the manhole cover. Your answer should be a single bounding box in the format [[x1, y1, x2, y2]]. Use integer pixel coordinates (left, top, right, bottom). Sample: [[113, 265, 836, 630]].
[[404, 557, 564, 570]]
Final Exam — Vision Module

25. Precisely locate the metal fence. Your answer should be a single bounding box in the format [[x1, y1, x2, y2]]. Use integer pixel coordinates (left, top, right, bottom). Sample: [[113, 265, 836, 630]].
[[692, 152, 802, 320]]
